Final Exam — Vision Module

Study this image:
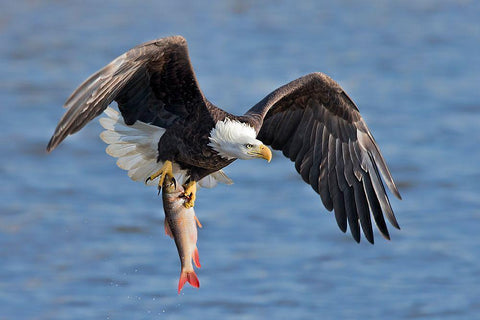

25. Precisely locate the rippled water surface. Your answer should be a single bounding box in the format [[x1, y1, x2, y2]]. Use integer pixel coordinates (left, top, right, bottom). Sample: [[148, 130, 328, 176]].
[[1, 1, 480, 319]]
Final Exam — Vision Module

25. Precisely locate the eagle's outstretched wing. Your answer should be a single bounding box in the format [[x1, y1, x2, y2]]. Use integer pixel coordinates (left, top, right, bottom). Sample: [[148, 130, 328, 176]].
[[246, 73, 401, 243], [47, 36, 206, 152]]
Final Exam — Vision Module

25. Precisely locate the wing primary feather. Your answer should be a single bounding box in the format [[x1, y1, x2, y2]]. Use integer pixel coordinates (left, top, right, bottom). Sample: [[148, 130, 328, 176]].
[[367, 153, 400, 229], [353, 179, 374, 244], [326, 134, 351, 233], [335, 139, 348, 191], [318, 128, 333, 211], [349, 141, 363, 181], [327, 134, 335, 175], [344, 185, 360, 242], [329, 173, 348, 234], [342, 142, 355, 187], [362, 170, 390, 240], [309, 123, 324, 193], [300, 148, 313, 183], [357, 130, 402, 200], [299, 120, 318, 182], [355, 143, 369, 172]]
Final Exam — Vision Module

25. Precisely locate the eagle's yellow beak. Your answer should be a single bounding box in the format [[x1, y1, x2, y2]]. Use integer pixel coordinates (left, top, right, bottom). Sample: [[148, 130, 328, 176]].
[[256, 144, 272, 163]]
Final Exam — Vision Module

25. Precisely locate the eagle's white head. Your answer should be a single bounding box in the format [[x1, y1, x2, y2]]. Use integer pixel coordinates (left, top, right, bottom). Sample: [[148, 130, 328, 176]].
[[208, 118, 272, 162]]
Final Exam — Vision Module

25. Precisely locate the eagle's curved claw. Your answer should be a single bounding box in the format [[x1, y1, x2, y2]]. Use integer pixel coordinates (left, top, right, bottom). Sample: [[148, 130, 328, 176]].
[[146, 160, 174, 195], [183, 181, 197, 208]]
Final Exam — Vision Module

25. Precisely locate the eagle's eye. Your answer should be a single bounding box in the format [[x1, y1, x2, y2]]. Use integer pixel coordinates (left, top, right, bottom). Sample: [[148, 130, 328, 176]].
[[244, 143, 253, 149]]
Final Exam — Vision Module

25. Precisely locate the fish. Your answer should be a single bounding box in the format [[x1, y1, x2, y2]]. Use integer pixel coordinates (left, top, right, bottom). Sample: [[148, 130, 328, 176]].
[[162, 175, 202, 294]]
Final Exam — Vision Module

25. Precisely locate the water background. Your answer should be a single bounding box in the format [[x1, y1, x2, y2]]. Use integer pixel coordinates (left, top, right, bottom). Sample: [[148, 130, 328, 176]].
[[1, 1, 480, 319]]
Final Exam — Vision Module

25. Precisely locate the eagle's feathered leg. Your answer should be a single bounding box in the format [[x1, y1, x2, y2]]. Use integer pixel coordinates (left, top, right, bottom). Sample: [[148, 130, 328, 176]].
[[183, 180, 197, 208], [146, 160, 175, 194]]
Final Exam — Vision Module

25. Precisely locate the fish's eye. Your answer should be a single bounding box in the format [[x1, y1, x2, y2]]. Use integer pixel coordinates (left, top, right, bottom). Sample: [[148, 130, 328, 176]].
[[244, 143, 253, 149]]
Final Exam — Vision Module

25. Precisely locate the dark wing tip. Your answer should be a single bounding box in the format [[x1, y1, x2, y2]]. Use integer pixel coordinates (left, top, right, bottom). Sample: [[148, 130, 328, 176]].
[[46, 133, 63, 152], [46, 128, 62, 152], [384, 173, 402, 200], [394, 188, 402, 200], [46, 139, 55, 152]]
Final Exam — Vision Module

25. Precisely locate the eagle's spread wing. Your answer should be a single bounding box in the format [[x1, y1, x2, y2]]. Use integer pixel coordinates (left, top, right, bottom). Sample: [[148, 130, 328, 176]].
[[47, 36, 206, 152], [246, 73, 401, 243]]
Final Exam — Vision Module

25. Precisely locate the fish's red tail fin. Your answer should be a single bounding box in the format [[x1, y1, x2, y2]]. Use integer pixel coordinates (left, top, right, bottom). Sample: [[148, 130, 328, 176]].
[[178, 270, 200, 294]]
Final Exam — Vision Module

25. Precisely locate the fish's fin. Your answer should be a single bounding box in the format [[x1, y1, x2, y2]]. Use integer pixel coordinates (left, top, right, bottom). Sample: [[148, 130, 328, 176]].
[[164, 220, 173, 238], [193, 247, 201, 268], [195, 216, 203, 228], [178, 270, 200, 294]]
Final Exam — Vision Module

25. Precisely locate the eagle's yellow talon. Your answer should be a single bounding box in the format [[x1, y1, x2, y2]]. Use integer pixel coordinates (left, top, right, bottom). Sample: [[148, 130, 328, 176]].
[[183, 181, 197, 208], [147, 160, 174, 190]]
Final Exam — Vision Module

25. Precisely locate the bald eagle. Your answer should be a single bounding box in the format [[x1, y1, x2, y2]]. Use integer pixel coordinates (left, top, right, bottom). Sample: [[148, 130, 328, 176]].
[[47, 36, 401, 244]]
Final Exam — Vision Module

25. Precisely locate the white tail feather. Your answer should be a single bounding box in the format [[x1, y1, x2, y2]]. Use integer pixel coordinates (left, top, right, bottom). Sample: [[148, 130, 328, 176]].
[[99, 107, 233, 188]]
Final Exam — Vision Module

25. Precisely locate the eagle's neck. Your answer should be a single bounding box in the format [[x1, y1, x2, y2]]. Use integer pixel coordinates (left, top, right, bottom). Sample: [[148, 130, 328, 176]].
[[207, 118, 257, 160]]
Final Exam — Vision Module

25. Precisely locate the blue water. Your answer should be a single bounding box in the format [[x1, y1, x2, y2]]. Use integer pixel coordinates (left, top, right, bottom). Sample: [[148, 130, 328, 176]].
[[1, 1, 480, 319]]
